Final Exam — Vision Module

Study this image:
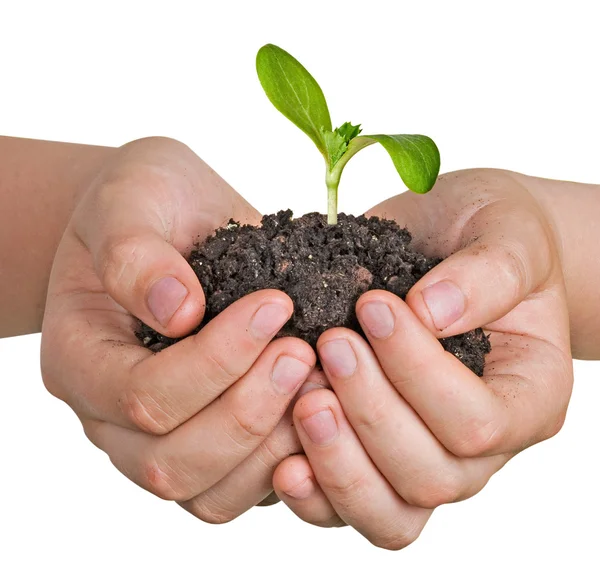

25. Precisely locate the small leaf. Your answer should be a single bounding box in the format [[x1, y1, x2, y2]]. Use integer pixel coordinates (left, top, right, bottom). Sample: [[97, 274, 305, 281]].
[[335, 121, 362, 143], [256, 44, 332, 155], [322, 129, 347, 167], [322, 122, 363, 167], [357, 134, 440, 193]]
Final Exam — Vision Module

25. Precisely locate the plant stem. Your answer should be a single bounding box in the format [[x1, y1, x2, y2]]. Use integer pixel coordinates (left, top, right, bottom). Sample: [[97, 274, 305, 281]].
[[326, 171, 339, 225], [324, 136, 376, 225]]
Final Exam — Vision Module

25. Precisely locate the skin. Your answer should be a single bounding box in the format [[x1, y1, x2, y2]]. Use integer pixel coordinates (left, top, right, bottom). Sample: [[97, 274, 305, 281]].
[[272, 169, 574, 547], [0, 136, 596, 547], [41, 137, 316, 521], [0, 136, 116, 337], [516, 174, 600, 359]]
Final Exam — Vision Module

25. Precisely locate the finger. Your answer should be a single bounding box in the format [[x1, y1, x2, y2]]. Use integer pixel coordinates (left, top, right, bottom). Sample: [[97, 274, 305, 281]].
[[50, 289, 294, 434], [180, 410, 300, 522], [294, 367, 332, 400], [318, 327, 510, 508], [273, 455, 345, 528], [367, 170, 556, 338], [293, 389, 431, 551], [405, 185, 554, 337], [122, 289, 296, 434], [182, 367, 333, 521], [73, 196, 206, 339], [84, 337, 315, 501], [356, 290, 566, 457]]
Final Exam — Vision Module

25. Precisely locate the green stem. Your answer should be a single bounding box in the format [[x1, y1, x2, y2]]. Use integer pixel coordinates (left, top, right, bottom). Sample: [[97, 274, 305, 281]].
[[326, 171, 339, 225], [324, 136, 376, 225]]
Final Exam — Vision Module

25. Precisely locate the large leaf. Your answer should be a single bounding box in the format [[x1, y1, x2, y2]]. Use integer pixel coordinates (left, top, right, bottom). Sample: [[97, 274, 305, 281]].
[[354, 134, 440, 193], [256, 44, 332, 155]]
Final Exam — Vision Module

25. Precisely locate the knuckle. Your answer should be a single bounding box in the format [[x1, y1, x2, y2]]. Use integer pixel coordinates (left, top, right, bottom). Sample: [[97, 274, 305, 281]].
[[448, 417, 504, 458], [351, 397, 388, 432], [254, 423, 302, 472], [227, 402, 272, 447], [90, 180, 120, 212], [201, 351, 241, 387], [390, 352, 444, 392], [322, 471, 369, 507], [491, 243, 531, 297], [99, 234, 144, 296], [124, 136, 189, 156], [545, 411, 567, 440], [372, 522, 422, 551], [256, 437, 282, 468], [256, 431, 299, 470], [119, 387, 174, 435], [40, 364, 62, 401], [404, 470, 464, 509], [310, 514, 345, 528], [188, 491, 239, 525], [140, 455, 189, 502], [192, 504, 235, 525]]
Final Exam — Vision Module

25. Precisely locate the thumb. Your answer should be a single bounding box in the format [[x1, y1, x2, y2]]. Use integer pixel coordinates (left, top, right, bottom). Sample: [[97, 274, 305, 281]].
[[73, 185, 206, 339], [405, 199, 555, 336], [93, 230, 205, 338]]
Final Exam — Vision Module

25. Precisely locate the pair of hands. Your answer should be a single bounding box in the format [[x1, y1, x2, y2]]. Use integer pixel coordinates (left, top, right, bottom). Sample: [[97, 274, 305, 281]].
[[41, 137, 573, 549]]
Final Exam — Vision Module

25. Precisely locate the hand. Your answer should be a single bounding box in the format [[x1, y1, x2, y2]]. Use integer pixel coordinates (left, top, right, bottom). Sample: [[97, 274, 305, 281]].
[[41, 137, 316, 522], [271, 168, 573, 549]]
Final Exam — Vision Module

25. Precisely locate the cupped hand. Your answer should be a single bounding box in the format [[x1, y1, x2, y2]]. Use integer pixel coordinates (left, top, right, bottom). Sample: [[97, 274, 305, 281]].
[[272, 168, 573, 549], [41, 137, 315, 522]]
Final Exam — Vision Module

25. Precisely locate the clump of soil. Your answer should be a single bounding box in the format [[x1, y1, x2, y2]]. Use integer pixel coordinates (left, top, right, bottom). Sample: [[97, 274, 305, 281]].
[[138, 210, 490, 376]]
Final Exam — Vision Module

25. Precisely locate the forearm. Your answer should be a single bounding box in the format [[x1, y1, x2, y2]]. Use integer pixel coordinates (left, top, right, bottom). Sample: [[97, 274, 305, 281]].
[[513, 172, 600, 359], [0, 137, 116, 337]]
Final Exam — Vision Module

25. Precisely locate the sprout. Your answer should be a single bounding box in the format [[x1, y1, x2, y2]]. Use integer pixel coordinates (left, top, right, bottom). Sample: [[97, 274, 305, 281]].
[[256, 44, 441, 225]]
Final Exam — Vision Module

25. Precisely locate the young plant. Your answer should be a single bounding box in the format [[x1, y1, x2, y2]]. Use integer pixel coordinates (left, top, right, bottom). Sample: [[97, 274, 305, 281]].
[[256, 44, 441, 224]]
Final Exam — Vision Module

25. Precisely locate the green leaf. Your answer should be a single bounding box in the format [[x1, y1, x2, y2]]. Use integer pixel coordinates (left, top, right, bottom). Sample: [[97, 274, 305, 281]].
[[357, 134, 440, 193], [256, 44, 332, 155], [322, 129, 347, 167], [322, 122, 363, 167], [335, 121, 362, 142]]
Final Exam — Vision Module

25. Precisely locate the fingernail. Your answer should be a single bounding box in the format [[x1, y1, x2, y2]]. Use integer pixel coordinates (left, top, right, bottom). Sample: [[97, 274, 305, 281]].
[[272, 356, 312, 394], [319, 339, 357, 378], [421, 281, 465, 330], [301, 410, 338, 446], [250, 303, 290, 339], [284, 476, 315, 500], [359, 301, 395, 339], [147, 276, 188, 327]]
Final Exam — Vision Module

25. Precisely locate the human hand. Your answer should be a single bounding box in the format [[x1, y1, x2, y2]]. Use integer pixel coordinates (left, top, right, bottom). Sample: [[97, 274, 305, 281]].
[[41, 137, 316, 522], [271, 168, 573, 549]]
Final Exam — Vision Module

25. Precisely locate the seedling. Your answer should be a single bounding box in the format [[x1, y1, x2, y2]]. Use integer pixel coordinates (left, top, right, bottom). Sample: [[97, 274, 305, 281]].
[[256, 44, 441, 224], [140, 46, 488, 376]]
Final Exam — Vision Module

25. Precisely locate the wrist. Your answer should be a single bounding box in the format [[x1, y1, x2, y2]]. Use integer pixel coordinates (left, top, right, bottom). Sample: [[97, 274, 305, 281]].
[[511, 172, 600, 358], [0, 137, 116, 337]]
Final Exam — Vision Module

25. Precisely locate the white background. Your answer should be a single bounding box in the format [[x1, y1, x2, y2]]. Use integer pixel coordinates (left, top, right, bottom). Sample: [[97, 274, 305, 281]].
[[1, 1, 599, 570]]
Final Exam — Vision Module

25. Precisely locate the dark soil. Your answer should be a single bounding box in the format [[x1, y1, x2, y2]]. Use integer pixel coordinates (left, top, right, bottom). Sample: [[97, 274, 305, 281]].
[[138, 211, 490, 376]]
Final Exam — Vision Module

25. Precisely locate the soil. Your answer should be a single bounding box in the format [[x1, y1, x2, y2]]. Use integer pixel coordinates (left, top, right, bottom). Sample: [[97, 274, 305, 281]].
[[137, 210, 490, 376]]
